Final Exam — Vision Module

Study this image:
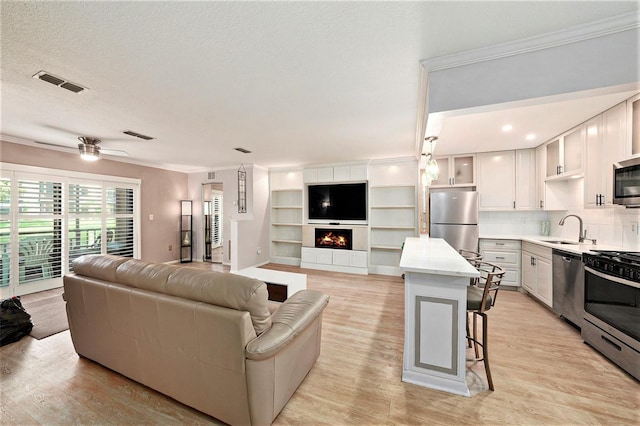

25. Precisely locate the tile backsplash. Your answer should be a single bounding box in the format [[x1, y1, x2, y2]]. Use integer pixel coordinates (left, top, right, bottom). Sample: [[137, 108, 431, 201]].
[[480, 208, 640, 250]]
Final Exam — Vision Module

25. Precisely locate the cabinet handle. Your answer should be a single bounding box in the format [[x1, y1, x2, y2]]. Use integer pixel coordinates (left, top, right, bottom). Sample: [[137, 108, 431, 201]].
[[496, 256, 505, 260], [513, 201, 516, 209], [539, 200, 544, 209], [496, 242, 505, 246]]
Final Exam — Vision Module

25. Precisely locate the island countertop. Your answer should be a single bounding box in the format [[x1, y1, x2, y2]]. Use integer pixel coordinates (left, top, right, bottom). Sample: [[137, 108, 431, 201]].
[[399, 237, 479, 278]]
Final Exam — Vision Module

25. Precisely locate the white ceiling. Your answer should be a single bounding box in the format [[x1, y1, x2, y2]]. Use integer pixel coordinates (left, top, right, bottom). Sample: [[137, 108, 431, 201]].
[[1, 1, 639, 172]]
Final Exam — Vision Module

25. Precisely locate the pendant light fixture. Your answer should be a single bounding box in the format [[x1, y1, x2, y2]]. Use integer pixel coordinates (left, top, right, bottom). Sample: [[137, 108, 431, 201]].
[[423, 136, 439, 185]]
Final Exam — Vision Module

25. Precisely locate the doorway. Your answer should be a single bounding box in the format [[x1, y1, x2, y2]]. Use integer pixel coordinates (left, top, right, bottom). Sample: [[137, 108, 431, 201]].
[[202, 183, 223, 263]]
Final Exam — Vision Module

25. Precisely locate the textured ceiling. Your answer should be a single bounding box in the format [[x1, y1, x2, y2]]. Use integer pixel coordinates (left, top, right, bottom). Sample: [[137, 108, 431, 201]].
[[1, 1, 639, 172]]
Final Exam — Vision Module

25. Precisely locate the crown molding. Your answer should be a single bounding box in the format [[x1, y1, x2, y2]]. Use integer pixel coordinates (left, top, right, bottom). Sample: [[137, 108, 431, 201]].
[[421, 11, 639, 72]]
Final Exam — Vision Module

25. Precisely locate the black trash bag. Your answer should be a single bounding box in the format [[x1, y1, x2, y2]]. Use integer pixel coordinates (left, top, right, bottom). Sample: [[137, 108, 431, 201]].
[[0, 296, 33, 346]]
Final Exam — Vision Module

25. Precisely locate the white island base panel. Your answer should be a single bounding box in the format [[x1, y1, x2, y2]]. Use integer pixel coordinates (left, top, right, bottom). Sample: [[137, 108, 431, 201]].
[[402, 271, 471, 397], [400, 237, 480, 397]]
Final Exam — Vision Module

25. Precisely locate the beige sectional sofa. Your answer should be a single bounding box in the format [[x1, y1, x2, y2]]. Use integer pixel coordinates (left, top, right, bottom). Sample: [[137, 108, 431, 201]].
[[63, 255, 329, 425]]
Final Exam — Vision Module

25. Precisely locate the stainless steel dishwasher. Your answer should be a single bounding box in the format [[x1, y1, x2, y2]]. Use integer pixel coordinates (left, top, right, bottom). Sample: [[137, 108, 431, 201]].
[[552, 249, 584, 329]]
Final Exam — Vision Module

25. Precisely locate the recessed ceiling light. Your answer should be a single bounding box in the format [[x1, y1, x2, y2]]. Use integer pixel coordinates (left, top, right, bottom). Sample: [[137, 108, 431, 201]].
[[501, 124, 513, 132], [525, 133, 536, 141]]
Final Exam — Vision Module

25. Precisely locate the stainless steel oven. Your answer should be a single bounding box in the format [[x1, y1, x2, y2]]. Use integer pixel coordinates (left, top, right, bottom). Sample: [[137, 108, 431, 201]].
[[582, 251, 640, 380]]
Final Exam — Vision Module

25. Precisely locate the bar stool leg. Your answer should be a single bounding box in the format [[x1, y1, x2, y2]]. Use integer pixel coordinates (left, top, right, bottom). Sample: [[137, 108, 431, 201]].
[[481, 312, 494, 391]]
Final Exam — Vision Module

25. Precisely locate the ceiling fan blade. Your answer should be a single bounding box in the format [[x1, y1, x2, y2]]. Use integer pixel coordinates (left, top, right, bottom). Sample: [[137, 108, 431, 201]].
[[101, 148, 129, 157], [34, 140, 76, 150]]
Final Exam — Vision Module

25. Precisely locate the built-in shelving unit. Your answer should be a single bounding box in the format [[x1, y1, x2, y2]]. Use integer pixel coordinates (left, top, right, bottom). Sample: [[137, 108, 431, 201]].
[[270, 188, 303, 265], [369, 184, 417, 276]]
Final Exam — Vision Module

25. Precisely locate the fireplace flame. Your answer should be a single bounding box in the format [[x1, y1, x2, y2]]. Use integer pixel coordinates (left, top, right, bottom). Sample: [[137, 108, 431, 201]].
[[317, 232, 348, 247]]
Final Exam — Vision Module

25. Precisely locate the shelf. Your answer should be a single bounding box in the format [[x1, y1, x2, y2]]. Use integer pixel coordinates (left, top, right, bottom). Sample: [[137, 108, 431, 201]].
[[371, 225, 415, 230], [272, 205, 303, 209], [370, 205, 415, 209], [369, 184, 415, 189], [273, 239, 302, 244], [272, 223, 303, 226], [371, 245, 402, 251]]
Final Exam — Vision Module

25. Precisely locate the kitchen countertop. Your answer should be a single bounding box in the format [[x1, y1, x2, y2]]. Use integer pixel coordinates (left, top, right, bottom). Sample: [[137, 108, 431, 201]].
[[400, 237, 479, 277], [479, 234, 626, 254]]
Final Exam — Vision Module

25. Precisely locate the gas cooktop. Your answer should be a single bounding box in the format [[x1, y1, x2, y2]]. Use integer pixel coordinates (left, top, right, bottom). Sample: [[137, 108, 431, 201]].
[[588, 250, 640, 265], [583, 250, 640, 281]]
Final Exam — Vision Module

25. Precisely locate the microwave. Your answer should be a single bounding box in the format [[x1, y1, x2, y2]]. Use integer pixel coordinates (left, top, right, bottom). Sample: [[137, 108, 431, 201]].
[[613, 157, 640, 207]]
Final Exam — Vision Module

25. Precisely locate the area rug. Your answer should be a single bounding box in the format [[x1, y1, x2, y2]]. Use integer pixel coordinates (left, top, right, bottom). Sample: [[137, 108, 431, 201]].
[[19, 287, 68, 340]]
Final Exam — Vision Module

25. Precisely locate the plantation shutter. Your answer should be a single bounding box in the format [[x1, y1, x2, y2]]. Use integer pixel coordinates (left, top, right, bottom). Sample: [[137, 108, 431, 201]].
[[105, 184, 135, 257], [212, 193, 222, 248], [17, 178, 63, 284], [0, 177, 10, 288], [68, 182, 102, 268]]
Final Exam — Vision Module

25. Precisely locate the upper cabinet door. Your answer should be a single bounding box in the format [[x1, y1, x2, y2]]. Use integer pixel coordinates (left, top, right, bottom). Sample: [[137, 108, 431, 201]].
[[476, 151, 515, 210], [452, 155, 475, 186], [628, 93, 640, 158], [429, 155, 475, 188]]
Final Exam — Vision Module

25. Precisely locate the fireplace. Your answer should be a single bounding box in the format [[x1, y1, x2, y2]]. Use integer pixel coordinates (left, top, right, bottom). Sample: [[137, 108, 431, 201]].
[[315, 228, 352, 250]]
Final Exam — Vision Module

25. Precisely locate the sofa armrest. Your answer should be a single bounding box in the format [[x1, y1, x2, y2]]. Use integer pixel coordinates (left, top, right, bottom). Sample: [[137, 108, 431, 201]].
[[245, 290, 329, 360]]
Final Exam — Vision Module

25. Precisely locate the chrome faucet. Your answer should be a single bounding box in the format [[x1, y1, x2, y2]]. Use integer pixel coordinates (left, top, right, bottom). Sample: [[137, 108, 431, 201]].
[[558, 214, 596, 244]]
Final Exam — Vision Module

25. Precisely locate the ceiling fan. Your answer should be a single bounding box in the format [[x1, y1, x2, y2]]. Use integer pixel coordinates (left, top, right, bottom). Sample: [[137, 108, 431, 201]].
[[35, 136, 129, 160]]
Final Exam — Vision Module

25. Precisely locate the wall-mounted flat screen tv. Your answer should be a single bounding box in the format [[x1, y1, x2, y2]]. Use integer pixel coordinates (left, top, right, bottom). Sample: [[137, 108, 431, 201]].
[[308, 182, 367, 222]]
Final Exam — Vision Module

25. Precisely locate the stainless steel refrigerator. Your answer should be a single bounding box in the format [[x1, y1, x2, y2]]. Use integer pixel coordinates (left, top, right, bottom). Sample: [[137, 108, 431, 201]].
[[429, 190, 479, 252]]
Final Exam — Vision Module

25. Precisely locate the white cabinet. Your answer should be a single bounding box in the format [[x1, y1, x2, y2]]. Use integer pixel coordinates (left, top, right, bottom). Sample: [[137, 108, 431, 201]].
[[303, 164, 367, 183], [535, 144, 546, 210], [627, 93, 640, 158], [479, 239, 521, 287], [301, 247, 368, 275], [369, 185, 417, 275], [521, 242, 553, 307], [545, 126, 584, 179], [429, 154, 475, 187], [515, 149, 536, 210], [477, 149, 535, 211], [477, 151, 515, 210], [584, 102, 627, 208]]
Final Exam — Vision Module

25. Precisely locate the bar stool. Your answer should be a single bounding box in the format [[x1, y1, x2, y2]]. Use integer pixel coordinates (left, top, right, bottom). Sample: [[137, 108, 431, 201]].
[[459, 249, 483, 349], [459, 248, 482, 262], [466, 261, 505, 391]]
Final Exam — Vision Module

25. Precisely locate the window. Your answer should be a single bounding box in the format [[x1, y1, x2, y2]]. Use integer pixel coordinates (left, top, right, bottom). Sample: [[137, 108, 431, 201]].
[[0, 164, 140, 297]]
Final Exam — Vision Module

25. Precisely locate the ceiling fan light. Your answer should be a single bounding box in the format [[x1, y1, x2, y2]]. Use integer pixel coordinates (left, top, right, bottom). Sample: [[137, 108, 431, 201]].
[[78, 142, 100, 161]]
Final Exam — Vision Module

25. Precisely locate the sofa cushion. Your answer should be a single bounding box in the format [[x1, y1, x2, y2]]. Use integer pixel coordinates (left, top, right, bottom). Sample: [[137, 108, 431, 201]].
[[72, 255, 272, 334]]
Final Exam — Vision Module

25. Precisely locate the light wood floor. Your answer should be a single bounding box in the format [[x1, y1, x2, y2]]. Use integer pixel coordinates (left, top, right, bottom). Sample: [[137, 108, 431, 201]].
[[1, 263, 638, 425]]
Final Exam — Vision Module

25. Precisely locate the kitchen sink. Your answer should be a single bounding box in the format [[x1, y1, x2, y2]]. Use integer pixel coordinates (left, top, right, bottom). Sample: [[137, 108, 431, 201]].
[[542, 240, 579, 245]]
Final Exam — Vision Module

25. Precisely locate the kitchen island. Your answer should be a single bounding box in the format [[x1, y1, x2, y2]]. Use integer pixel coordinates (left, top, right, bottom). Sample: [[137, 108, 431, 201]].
[[399, 236, 480, 396]]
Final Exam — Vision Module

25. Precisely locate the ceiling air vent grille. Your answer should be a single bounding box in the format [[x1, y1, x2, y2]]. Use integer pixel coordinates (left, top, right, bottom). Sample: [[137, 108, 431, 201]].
[[123, 130, 154, 140], [207, 172, 216, 180], [235, 147, 251, 154], [32, 71, 86, 93]]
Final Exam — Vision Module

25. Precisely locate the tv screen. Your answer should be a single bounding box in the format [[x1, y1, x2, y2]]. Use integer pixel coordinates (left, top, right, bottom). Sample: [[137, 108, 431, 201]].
[[308, 183, 367, 222]]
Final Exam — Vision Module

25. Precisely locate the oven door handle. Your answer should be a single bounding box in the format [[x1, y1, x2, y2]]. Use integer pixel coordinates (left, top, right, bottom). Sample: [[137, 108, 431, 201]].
[[584, 266, 640, 289]]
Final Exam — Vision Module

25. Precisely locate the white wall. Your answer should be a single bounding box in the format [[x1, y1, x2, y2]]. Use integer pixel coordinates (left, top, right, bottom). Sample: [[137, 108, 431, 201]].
[[231, 166, 270, 271], [188, 165, 270, 268]]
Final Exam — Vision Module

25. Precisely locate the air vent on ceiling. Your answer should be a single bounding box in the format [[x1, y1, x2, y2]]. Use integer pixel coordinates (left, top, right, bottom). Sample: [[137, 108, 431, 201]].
[[207, 172, 216, 180], [32, 71, 87, 93], [123, 130, 154, 140], [235, 147, 252, 154]]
